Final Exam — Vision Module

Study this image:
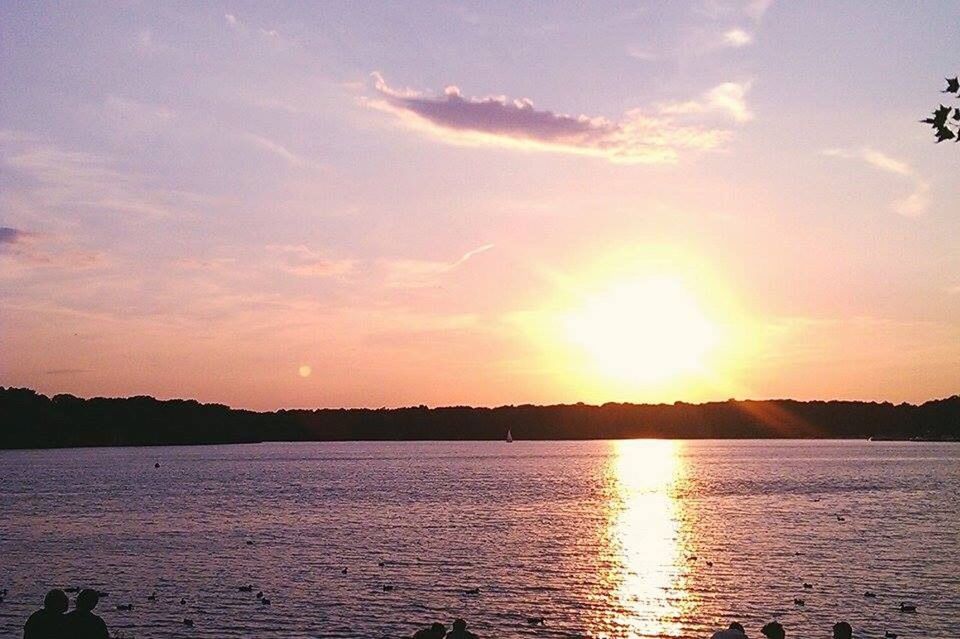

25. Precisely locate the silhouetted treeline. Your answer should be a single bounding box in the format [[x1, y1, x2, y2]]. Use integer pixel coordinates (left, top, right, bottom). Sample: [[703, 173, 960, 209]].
[[1, 387, 959, 449]]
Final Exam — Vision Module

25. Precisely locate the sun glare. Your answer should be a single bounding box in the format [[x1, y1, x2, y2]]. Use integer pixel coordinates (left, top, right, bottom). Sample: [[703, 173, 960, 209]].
[[564, 277, 718, 385]]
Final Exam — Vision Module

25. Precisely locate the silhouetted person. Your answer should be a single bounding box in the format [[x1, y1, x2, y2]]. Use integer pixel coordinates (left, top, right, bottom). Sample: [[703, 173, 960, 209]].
[[23, 589, 68, 639], [711, 621, 747, 638], [761, 621, 785, 639], [833, 621, 852, 639], [446, 618, 479, 639], [63, 590, 109, 639], [412, 622, 447, 639]]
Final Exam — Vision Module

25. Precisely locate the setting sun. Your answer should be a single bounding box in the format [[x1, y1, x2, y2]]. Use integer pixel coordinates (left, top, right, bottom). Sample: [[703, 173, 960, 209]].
[[3, 4, 960, 639], [564, 277, 719, 385]]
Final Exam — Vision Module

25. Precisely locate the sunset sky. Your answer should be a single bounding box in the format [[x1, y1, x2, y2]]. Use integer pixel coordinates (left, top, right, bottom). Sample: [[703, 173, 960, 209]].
[[2, 1, 959, 409]]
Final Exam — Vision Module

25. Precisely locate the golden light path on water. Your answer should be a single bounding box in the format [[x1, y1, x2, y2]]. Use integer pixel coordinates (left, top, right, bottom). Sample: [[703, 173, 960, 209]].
[[592, 440, 695, 638]]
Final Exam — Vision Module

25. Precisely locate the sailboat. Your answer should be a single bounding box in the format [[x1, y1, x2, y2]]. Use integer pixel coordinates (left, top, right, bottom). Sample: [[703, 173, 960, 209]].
[[506, 428, 513, 443]]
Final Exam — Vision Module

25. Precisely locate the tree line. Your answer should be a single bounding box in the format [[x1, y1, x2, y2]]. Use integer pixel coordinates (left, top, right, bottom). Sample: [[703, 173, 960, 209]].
[[2, 387, 958, 449]]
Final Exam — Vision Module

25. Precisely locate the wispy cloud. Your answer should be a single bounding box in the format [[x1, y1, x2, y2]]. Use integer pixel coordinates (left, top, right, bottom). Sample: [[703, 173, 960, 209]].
[[723, 28, 753, 47], [382, 244, 495, 289], [174, 257, 237, 272], [102, 95, 176, 137], [659, 81, 754, 122], [626, 45, 659, 61], [823, 148, 931, 217], [745, 0, 775, 22], [452, 243, 495, 267], [366, 74, 743, 164], [859, 149, 913, 176], [266, 244, 355, 278], [1, 133, 209, 220], [224, 13, 282, 40], [0, 227, 108, 274], [242, 133, 309, 167], [134, 29, 168, 55]]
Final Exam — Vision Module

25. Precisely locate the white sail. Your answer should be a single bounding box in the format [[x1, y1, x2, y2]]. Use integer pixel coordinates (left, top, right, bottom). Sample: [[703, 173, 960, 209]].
[[506, 428, 513, 443]]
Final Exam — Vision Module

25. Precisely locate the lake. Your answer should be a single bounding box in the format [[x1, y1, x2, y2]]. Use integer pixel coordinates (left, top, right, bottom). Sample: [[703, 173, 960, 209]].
[[1, 440, 957, 638]]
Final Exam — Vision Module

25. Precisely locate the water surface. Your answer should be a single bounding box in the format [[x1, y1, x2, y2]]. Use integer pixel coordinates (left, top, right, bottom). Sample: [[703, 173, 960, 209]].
[[1, 440, 957, 638]]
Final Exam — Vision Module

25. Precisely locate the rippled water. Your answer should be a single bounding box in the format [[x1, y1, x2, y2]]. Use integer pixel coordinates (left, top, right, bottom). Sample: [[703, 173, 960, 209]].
[[1, 440, 958, 638]]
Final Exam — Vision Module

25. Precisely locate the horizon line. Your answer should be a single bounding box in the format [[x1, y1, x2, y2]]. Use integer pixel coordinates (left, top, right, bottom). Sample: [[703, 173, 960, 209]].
[[4, 386, 958, 413]]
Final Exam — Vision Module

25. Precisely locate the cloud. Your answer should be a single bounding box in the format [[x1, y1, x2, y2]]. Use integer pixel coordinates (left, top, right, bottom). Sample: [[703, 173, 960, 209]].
[[2, 134, 210, 219], [134, 29, 165, 55], [452, 243, 494, 267], [266, 244, 355, 278], [891, 187, 930, 218], [859, 149, 913, 176], [723, 28, 753, 47], [659, 81, 754, 122], [242, 133, 308, 167], [823, 148, 930, 217], [0, 226, 25, 245], [103, 95, 176, 136], [366, 74, 742, 164], [0, 227, 108, 274], [174, 257, 237, 272], [626, 45, 659, 61], [745, 0, 775, 22], [383, 244, 495, 289], [225, 13, 283, 41]]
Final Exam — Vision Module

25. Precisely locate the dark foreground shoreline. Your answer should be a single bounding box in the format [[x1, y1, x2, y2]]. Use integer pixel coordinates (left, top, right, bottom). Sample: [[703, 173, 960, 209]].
[[2, 387, 958, 450], [9, 585, 893, 639]]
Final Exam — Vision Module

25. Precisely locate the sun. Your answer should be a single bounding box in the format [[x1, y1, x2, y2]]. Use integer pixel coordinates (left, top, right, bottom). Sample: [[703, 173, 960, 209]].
[[563, 276, 718, 384]]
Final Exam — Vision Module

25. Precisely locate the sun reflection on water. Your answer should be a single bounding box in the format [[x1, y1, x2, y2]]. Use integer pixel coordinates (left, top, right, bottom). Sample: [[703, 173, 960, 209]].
[[594, 440, 694, 638]]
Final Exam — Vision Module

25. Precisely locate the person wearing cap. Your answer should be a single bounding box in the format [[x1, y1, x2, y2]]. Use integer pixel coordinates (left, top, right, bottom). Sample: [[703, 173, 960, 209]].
[[446, 618, 479, 639], [63, 589, 109, 639]]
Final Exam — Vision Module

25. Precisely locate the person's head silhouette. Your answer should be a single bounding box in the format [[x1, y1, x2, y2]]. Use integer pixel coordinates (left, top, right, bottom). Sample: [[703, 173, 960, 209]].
[[43, 589, 68, 614], [761, 621, 785, 639], [833, 621, 852, 639], [453, 618, 468, 631], [430, 622, 446, 635], [76, 589, 100, 612], [710, 621, 748, 639]]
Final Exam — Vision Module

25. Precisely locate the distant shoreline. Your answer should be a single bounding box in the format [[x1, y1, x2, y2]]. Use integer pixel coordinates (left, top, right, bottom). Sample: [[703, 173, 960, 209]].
[[2, 387, 958, 450], [4, 438, 960, 454]]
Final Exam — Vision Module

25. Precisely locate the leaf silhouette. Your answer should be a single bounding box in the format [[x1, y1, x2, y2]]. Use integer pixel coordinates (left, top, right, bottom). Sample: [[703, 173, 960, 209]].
[[922, 76, 959, 144], [934, 126, 955, 143], [933, 105, 952, 127]]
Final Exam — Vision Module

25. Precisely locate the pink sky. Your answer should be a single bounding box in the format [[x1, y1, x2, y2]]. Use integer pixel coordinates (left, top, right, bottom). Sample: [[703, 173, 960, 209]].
[[2, 2, 959, 409]]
